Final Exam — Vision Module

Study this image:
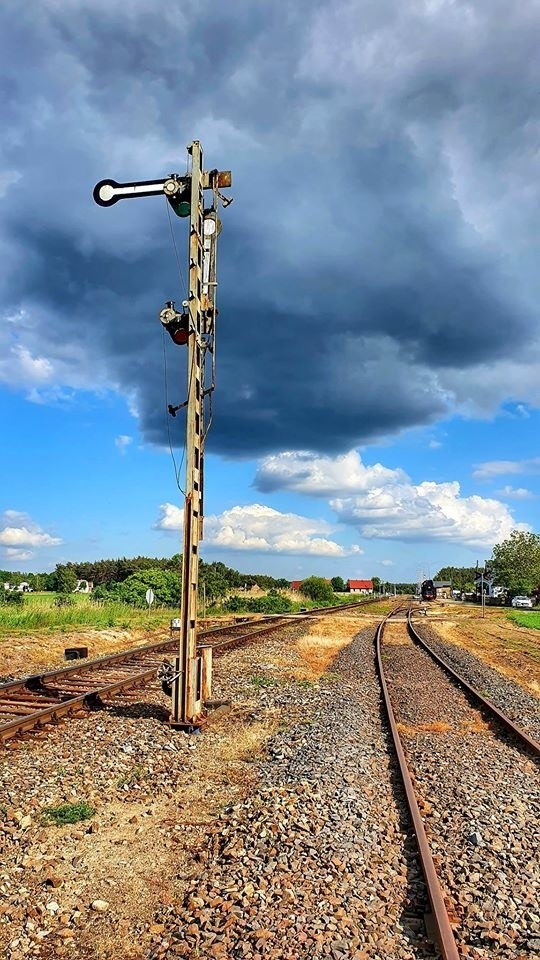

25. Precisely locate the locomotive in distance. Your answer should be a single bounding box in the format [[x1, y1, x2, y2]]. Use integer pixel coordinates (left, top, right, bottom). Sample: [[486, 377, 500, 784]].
[[421, 579, 437, 601]]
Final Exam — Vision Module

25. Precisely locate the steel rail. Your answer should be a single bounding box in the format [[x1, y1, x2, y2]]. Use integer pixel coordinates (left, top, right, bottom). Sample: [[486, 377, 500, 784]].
[[0, 596, 380, 697], [0, 615, 287, 696], [407, 609, 540, 756], [375, 607, 461, 960], [0, 598, 378, 743]]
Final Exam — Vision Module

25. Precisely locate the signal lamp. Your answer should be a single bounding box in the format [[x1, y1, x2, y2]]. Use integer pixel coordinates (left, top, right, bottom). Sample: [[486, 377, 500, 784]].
[[159, 301, 191, 346], [167, 184, 191, 218]]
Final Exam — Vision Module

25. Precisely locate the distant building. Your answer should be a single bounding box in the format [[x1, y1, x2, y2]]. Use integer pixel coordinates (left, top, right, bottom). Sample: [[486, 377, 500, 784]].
[[74, 579, 94, 593], [433, 580, 452, 599], [347, 579, 374, 595], [474, 570, 505, 599]]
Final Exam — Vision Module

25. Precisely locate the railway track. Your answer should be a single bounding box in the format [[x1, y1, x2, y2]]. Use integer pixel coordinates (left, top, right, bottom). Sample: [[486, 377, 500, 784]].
[[376, 604, 540, 959], [0, 597, 376, 743]]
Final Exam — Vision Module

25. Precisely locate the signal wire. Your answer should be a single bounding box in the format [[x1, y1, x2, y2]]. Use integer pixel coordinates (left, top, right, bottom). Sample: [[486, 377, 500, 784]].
[[162, 326, 185, 495], [164, 197, 188, 302]]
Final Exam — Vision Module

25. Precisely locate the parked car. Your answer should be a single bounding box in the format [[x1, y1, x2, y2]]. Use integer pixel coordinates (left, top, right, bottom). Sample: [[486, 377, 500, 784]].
[[511, 596, 534, 609]]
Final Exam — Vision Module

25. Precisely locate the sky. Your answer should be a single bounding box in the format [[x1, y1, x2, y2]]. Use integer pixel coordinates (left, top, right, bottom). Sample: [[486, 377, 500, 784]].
[[1, 0, 540, 583]]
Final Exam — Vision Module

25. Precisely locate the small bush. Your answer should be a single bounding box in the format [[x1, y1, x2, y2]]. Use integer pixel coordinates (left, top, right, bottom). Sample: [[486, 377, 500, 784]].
[[221, 593, 293, 615], [54, 594, 75, 608], [1, 591, 25, 606], [41, 801, 95, 825]]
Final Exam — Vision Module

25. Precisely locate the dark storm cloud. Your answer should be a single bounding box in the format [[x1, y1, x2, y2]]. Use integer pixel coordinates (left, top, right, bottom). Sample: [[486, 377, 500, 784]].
[[1, 0, 539, 456]]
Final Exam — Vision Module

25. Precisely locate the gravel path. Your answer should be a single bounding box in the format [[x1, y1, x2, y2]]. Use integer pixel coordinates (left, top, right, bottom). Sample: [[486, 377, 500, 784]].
[[412, 620, 540, 743], [148, 627, 437, 960], [383, 623, 540, 960]]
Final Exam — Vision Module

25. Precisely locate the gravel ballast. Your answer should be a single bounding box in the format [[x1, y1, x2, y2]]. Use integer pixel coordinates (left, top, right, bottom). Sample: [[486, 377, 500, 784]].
[[148, 627, 436, 960], [382, 622, 540, 960], [412, 620, 540, 744], [2, 607, 538, 960]]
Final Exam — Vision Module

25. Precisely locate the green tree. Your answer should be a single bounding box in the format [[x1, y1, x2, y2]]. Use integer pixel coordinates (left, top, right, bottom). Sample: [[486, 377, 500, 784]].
[[331, 576, 346, 593], [199, 563, 228, 603], [117, 569, 181, 607], [299, 577, 334, 603], [433, 566, 477, 592], [371, 576, 381, 593], [53, 563, 78, 594], [491, 530, 540, 595]]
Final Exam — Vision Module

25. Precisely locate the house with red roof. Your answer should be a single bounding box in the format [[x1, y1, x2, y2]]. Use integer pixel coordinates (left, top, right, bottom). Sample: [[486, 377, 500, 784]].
[[347, 579, 373, 594]]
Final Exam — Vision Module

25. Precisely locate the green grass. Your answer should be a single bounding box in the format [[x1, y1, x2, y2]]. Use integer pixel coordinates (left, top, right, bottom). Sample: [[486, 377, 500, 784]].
[[507, 611, 540, 630], [41, 801, 95, 826], [249, 675, 276, 688], [0, 592, 178, 637]]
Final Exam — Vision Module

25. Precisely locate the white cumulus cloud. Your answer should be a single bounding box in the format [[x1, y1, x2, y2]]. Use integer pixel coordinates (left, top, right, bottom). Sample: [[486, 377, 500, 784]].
[[0, 511, 62, 551], [256, 450, 408, 497], [496, 485, 535, 500], [331, 481, 523, 548], [255, 450, 524, 548], [155, 502, 362, 558], [4, 548, 34, 561]]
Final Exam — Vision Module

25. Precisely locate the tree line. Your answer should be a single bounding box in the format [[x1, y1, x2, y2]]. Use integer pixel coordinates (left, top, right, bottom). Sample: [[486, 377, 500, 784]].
[[434, 530, 540, 599], [1, 556, 291, 607]]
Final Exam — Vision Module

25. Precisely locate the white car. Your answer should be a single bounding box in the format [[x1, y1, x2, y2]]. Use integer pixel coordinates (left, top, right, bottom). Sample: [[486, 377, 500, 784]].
[[511, 596, 534, 609]]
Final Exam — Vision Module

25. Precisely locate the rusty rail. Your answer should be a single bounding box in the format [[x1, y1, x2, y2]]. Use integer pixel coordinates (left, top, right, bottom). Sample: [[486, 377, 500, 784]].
[[407, 609, 540, 756], [0, 597, 379, 743], [377, 603, 540, 959], [375, 607, 461, 960]]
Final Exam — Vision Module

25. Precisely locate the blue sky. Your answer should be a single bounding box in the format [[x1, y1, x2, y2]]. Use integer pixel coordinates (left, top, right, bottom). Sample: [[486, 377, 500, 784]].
[[1, 0, 540, 583]]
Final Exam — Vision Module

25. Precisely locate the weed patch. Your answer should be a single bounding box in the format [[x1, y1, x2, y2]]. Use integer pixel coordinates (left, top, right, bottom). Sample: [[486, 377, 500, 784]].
[[249, 675, 276, 688], [42, 801, 95, 826], [117, 764, 148, 788]]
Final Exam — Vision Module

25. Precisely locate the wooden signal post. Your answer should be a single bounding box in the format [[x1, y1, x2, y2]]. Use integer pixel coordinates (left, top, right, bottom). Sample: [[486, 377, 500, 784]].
[[94, 140, 232, 729]]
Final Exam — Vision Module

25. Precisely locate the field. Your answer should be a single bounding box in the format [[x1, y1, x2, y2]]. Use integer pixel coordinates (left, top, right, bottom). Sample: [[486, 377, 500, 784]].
[[0, 592, 175, 637], [0, 589, 357, 639], [508, 610, 540, 630], [427, 602, 540, 697]]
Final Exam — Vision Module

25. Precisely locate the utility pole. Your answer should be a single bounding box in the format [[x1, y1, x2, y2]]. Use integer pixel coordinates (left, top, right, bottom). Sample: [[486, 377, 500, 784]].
[[94, 140, 232, 729], [481, 570, 485, 618]]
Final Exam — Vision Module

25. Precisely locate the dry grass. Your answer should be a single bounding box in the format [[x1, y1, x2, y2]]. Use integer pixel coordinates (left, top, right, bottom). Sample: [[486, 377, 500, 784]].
[[293, 614, 367, 680], [459, 717, 492, 734], [397, 720, 452, 736], [382, 623, 411, 646], [432, 613, 540, 698], [214, 710, 280, 763], [0, 626, 167, 678]]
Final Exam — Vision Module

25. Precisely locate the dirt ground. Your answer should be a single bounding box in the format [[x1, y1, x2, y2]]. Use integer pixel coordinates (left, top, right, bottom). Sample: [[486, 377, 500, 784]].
[[422, 600, 540, 697], [0, 611, 373, 960], [0, 618, 239, 680]]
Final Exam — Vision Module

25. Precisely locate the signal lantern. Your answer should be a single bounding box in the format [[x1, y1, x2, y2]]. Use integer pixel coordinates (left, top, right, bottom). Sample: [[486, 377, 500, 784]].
[[159, 301, 191, 346], [164, 179, 191, 218]]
